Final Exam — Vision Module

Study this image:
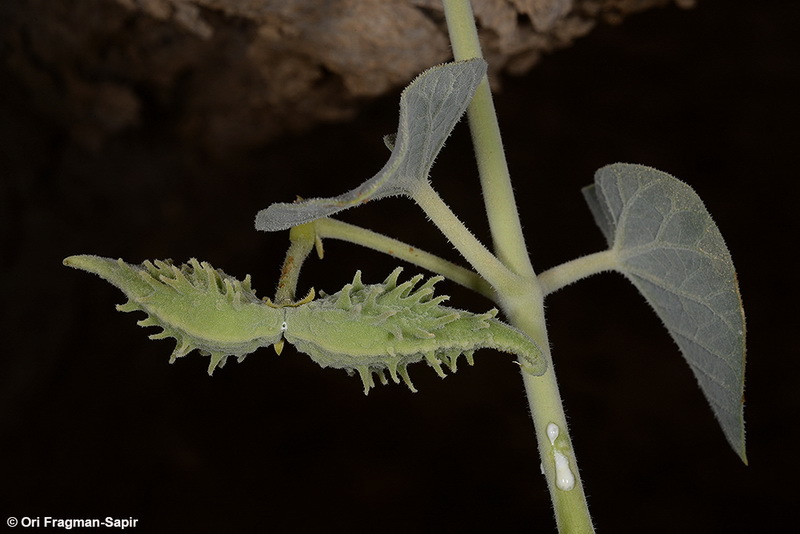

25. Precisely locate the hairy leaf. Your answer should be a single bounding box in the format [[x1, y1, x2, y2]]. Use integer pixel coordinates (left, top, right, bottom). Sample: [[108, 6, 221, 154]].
[[583, 163, 747, 462], [255, 58, 487, 232]]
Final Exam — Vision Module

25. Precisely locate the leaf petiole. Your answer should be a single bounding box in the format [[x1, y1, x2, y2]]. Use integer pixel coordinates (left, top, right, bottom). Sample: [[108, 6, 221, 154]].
[[537, 250, 620, 296], [410, 181, 519, 291], [312, 217, 494, 298]]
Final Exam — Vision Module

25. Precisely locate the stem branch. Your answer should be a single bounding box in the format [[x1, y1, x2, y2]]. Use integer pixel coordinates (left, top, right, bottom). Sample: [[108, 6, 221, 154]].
[[273, 223, 317, 304], [411, 181, 518, 291]]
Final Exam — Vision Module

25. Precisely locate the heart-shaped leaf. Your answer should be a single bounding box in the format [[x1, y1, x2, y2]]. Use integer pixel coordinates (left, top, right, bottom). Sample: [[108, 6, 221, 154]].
[[583, 163, 747, 462], [255, 58, 487, 232]]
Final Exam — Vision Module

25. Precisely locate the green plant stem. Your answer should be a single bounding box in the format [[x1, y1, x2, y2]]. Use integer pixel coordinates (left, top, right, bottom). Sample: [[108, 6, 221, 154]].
[[502, 289, 595, 534], [537, 250, 619, 296], [313, 217, 494, 298], [443, 0, 532, 279], [443, 1, 595, 532], [411, 181, 519, 291], [274, 223, 317, 304]]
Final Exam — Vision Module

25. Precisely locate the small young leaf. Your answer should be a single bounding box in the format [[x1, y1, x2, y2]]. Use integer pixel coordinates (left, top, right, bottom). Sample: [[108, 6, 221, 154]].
[[583, 163, 747, 462], [254, 58, 487, 232]]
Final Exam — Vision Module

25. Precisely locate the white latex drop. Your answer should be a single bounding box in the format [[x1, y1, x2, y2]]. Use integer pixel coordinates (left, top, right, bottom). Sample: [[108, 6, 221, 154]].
[[547, 423, 559, 445], [546, 422, 575, 491], [553, 451, 576, 491]]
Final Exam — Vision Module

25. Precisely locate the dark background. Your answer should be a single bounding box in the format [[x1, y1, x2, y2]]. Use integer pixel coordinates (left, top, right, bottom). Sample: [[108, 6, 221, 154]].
[[2, 1, 797, 532]]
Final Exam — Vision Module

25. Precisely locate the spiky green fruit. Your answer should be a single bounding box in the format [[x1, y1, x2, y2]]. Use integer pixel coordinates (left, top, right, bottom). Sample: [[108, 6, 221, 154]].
[[286, 269, 546, 393], [65, 255, 546, 392], [64, 255, 282, 374]]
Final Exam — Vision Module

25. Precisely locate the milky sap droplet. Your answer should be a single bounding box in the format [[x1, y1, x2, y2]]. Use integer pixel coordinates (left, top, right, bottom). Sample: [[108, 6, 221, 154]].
[[546, 422, 575, 491], [547, 422, 559, 445], [553, 450, 575, 491]]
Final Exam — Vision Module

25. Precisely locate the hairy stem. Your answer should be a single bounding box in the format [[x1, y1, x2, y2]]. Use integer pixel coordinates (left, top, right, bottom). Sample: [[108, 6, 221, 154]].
[[411, 181, 519, 291], [313, 217, 494, 298], [537, 250, 619, 296], [502, 290, 595, 534], [443, 1, 595, 532], [443, 0, 533, 279], [274, 223, 317, 304]]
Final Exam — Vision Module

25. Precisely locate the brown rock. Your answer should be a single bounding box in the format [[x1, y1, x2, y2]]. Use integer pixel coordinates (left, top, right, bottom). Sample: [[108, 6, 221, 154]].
[[1, 0, 693, 154]]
